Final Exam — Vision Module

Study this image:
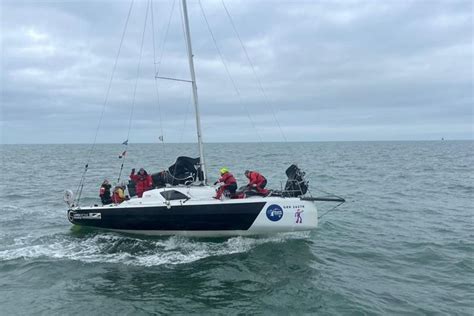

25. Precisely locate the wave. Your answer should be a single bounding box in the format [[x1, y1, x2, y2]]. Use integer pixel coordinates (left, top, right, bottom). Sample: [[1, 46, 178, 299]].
[[447, 184, 474, 194], [0, 231, 310, 267]]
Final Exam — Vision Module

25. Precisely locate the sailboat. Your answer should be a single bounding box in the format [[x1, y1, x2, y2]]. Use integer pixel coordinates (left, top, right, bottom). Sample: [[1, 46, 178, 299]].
[[64, 0, 344, 237]]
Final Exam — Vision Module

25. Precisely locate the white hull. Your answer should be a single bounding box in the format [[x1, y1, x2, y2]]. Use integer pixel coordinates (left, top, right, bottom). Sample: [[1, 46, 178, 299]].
[[68, 186, 318, 237]]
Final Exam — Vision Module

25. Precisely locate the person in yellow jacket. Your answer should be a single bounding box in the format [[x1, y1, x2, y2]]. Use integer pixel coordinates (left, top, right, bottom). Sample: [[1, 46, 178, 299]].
[[213, 167, 238, 199], [112, 185, 126, 204]]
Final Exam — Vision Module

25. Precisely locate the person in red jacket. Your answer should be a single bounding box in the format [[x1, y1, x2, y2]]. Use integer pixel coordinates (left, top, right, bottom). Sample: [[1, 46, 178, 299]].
[[130, 168, 153, 198], [213, 168, 237, 199], [245, 170, 269, 196]]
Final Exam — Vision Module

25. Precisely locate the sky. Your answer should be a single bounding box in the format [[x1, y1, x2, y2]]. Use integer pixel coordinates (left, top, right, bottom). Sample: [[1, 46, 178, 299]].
[[0, 0, 472, 144]]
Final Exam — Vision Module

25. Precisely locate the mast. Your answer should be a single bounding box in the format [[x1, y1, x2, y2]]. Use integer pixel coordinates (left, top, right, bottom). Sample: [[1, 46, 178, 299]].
[[182, 0, 207, 185]]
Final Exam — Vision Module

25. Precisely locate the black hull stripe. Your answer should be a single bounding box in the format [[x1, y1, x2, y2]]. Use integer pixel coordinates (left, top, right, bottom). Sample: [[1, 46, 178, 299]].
[[69, 202, 265, 231]]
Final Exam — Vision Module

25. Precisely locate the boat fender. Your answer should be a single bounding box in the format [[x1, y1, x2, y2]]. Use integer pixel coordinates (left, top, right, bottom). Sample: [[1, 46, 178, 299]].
[[165, 200, 171, 209], [68, 210, 74, 222]]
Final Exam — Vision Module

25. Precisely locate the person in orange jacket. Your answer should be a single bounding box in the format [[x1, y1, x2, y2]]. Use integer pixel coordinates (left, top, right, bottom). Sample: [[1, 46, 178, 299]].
[[213, 168, 237, 199], [130, 168, 153, 198], [245, 170, 269, 196]]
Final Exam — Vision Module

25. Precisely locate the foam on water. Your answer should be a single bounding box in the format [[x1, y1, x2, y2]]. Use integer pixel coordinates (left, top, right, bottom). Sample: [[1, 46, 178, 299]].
[[0, 231, 311, 266]]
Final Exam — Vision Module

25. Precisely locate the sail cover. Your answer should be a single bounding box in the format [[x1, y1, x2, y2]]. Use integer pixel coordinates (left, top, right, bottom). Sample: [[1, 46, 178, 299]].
[[168, 156, 200, 179], [150, 156, 201, 187]]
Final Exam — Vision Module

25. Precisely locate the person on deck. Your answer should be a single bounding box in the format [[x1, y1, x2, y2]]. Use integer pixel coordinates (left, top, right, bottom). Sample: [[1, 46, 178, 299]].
[[213, 168, 237, 199], [130, 168, 153, 198], [245, 170, 269, 196], [112, 185, 127, 204], [99, 179, 112, 205]]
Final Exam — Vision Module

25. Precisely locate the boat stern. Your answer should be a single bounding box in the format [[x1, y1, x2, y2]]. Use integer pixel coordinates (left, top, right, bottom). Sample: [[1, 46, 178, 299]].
[[246, 198, 317, 234]]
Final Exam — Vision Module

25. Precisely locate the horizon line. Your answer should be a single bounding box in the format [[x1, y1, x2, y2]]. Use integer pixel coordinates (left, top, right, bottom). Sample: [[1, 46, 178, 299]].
[[1, 139, 472, 145]]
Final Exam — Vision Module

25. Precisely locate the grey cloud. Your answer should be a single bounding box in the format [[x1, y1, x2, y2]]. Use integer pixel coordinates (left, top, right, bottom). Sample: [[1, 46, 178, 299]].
[[1, 0, 472, 144]]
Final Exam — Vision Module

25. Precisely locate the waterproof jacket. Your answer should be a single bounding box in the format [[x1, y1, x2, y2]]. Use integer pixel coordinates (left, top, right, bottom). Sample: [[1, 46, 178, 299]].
[[99, 183, 112, 204], [130, 171, 153, 198], [217, 172, 237, 186], [247, 171, 266, 187], [112, 187, 126, 204]]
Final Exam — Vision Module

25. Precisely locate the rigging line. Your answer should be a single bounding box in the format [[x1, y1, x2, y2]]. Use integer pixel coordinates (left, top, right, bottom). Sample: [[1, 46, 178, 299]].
[[173, 1, 194, 176], [311, 185, 346, 219], [75, 0, 135, 204], [118, 0, 151, 183], [156, 0, 176, 76], [178, 0, 197, 146], [151, 0, 177, 165], [117, 159, 126, 184], [178, 0, 191, 59], [198, 0, 263, 143], [221, 0, 288, 143], [150, 0, 167, 165], [125, 0, 150, 142], [318, 201, 345, 219], [312, 186, 345, 200], [86, 0, 135, 162], [179, 0, 208, 165], [178, 0, 190, 71], [179, 91, 193, 143], [178, 0, 201, 153]]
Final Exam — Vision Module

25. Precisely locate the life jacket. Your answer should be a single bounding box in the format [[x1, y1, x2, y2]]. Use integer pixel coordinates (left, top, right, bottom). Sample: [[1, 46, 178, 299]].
[[112, 187, 125, 204]]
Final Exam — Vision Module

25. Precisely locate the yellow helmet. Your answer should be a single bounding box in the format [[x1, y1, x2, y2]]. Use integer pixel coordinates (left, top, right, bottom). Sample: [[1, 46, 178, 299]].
[[220, 167, 229, 174]]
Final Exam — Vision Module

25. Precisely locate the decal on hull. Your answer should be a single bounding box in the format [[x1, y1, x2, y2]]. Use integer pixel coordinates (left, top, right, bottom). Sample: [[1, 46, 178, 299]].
[[71, 212, 102, 220], [266, 204, 283, 222], [295, 209, 303, 224]]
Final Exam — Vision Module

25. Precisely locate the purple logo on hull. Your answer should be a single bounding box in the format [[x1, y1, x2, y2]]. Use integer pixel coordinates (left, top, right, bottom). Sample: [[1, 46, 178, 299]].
[[295, 209, 303, 224]]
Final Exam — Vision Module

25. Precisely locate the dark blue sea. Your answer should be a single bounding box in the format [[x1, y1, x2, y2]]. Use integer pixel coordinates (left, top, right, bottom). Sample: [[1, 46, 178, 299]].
[[0, 141, 472, 314]]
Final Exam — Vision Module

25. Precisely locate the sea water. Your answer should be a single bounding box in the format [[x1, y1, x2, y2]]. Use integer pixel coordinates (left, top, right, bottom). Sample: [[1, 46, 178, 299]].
[[0, 141, 472, 314]]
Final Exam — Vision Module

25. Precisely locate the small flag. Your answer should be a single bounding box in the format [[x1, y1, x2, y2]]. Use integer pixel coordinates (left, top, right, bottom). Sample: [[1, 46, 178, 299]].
[[158, 135, 164, 142], [119, 150, 127, 159], [122, 139, 128, 145]]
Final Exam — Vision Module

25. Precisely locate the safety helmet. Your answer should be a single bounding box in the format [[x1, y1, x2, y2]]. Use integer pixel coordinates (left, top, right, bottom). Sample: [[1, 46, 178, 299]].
[[220, 167, 229, 174]]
